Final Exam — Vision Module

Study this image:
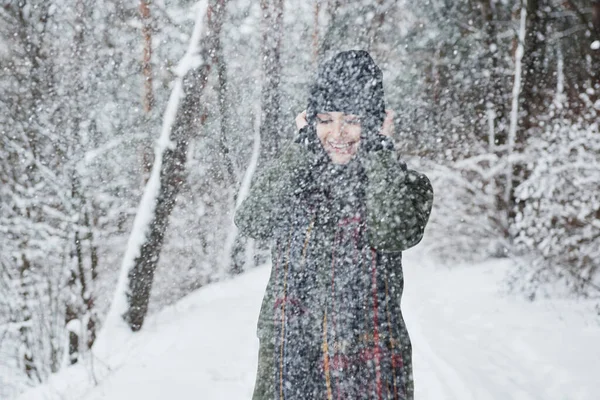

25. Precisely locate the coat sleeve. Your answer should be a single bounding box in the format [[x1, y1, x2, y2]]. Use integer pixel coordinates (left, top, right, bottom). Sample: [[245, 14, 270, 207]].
[[234, 142, 311, 241], [362, 149, 434, 252]]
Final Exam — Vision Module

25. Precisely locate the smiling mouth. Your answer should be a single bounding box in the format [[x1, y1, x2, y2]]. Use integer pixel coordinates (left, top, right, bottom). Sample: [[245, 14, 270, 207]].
[[327, 141, 356, 152]]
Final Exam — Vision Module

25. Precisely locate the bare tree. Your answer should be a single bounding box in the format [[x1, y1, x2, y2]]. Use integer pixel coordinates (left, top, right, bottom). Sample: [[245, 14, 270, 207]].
[[367, 0, 387, 52], [319, 0, 342, 57], [312, 0, 321, 65], [98, 0, 231, 335], [141, 0, 155, 113], [259, 0, 284, 163]]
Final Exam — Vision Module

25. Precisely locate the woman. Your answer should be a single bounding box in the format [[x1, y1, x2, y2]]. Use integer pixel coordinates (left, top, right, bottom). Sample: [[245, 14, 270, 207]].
[[235, 50, 434, 400]]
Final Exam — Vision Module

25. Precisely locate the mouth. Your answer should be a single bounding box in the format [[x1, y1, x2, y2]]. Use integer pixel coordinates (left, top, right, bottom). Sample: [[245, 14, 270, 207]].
[[327, 140, 357, 154]]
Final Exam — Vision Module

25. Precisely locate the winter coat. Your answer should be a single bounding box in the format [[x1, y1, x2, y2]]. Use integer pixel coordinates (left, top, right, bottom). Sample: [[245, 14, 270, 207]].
[[235, 138, 434, 400]]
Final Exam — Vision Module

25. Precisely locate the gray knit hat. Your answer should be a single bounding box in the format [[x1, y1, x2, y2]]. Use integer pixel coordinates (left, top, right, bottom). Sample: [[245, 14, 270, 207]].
[[306, 50, 386, 138]]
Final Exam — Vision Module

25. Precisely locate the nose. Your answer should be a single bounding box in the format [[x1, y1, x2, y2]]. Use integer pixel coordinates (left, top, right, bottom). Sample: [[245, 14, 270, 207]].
[[330, 119, 346, 139]]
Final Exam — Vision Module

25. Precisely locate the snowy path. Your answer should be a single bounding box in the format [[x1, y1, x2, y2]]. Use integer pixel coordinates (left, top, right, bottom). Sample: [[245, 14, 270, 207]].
[[18, 254, 600, 400], [402, 257, 599, 400]]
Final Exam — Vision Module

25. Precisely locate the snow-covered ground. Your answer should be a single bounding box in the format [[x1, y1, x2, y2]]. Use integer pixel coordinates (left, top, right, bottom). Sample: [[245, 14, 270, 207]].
[[17, 252, 600, 400]]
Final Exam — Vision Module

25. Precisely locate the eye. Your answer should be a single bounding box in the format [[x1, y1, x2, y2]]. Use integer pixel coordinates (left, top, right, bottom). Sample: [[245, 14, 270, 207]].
[[344, 118, 361, 125], [317, 116, 332, 124]]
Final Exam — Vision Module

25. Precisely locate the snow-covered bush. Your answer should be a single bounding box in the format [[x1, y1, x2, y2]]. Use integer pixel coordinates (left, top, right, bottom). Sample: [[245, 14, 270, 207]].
[[511, 120, 600, 298], [418, 153, 510, 263]]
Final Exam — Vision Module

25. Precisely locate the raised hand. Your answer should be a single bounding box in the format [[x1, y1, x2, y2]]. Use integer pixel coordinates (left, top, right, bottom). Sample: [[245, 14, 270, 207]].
[[295, 110, 308, 131], [380, 109, 394, 137]]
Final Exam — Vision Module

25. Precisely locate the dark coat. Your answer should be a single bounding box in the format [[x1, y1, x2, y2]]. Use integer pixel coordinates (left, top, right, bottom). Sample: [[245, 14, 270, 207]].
[[235, 140, 433, 400]]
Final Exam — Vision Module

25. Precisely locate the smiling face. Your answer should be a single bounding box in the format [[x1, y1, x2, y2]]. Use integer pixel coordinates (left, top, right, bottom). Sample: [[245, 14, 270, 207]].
[[315, 112, 361, 165]]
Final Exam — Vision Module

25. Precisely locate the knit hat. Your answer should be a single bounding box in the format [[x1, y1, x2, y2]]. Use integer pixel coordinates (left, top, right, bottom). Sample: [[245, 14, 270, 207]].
[[306, 50, 386, 138]]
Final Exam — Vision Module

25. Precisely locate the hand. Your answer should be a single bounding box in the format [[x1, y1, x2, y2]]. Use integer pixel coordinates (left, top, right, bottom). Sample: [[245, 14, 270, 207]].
[[380, 109, 394, 137], [360, 109, 395, 153], [295, 110, 308, 131], [293, 110, 321, 154]]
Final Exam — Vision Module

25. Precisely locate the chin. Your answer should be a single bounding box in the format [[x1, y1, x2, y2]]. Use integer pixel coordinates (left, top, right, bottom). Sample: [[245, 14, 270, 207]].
[[328, 153, 355, 165]]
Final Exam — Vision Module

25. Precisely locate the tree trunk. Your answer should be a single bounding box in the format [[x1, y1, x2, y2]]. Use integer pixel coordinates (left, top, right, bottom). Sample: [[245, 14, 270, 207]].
[[18, 254, 41, 383], [319, 0, 342, 57], [140, 0, 155, 187], [592, 1, 600, 96], [312, 0, 320, 65], [211, 3, 236, 185], [140, 0, 154, 113], [259, 0, 284, 164], [478, 0, 511, 241], [520, 0, 547, 133], [505, 0, 549, 228], [367, 0, 386, 52], [64, 0, 99, 365], [229, 104, 262, 274], [83, 210, 98, 350], [505, 0, 528, 229]]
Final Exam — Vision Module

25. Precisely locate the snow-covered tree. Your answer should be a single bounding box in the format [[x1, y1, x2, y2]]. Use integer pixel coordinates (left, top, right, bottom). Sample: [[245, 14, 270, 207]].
[[512, 118, 600, 298]]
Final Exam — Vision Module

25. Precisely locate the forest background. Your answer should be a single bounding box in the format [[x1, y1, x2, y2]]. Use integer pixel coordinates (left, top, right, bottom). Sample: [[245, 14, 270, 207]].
[[1, 0, 599, 397]]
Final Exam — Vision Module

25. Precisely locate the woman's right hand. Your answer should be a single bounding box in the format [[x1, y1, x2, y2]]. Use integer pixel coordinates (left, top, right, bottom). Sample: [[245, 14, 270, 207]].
[[295, 110, 308, 131]]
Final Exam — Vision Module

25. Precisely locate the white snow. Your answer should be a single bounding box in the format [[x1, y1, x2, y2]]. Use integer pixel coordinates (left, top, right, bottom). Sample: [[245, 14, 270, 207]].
[[16, 252, 600, 400], [591, 40, 600, 50]]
